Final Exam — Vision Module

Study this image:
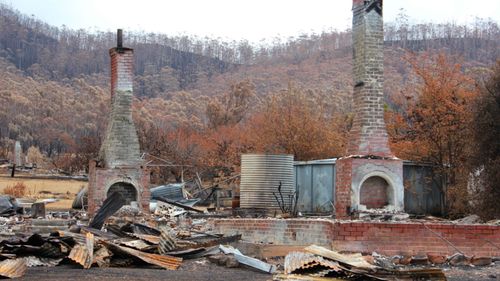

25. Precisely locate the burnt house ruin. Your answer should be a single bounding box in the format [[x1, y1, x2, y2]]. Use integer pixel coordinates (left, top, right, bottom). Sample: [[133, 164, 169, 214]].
[[334, 0, 404, 218], [88, 29, 150, 215]]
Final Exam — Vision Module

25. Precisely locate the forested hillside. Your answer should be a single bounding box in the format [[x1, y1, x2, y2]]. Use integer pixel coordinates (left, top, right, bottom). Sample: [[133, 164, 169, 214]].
[[1, 4, 499, 217]]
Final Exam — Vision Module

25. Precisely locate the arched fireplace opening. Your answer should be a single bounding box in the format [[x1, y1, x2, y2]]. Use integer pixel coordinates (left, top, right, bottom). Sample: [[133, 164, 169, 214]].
[[107, 182, 137, 205], [359, 176, 390, 209]]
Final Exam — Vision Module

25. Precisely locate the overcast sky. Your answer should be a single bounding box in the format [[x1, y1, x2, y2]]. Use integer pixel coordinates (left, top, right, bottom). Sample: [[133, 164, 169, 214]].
[[2, 0, 499, 43]]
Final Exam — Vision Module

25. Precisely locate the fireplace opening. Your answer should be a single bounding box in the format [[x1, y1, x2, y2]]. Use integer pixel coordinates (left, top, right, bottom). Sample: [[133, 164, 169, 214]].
[[359, 176, 390, 209], [107, 182, 137, 205]]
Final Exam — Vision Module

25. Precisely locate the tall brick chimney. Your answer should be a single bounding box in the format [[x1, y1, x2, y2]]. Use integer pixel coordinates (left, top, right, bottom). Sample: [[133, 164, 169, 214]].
[[99, 29, 141, 168], [88, 29, 150, 216], [349, 0, 391, 157], [334, 0, 404, 218]]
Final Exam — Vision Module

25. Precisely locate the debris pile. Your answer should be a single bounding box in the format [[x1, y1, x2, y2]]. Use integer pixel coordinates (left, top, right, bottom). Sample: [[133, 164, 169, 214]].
[[0, 191, 245, 278], [274, 245, 447, 281]]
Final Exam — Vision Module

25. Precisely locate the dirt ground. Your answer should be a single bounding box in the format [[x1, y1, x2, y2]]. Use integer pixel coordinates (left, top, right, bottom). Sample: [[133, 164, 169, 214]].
[[0, 174, 84, 209], [444, 263, 500, 281], [19, 259, 270, 281], [16, 259, 500, 281]]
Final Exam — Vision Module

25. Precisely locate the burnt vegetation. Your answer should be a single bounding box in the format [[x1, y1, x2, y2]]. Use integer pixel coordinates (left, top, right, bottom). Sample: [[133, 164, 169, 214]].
[[0, 3, 499, 217]]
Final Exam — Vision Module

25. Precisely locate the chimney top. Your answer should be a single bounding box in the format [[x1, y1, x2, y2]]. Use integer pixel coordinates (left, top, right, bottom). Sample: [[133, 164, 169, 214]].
[[117, 29, 123, 48]]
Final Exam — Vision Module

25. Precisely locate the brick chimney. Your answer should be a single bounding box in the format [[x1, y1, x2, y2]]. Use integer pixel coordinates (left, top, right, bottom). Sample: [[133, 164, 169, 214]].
[[349, 0, 392, 157], [334, 0, 404, 218], [88, 29, 150, 216], [99, 29, 141, 168]]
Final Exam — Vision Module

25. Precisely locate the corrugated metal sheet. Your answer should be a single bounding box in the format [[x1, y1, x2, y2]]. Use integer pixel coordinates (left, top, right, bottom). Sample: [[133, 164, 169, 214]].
[[89, 192, 126, 230], [240, 154, 294, 209], [158, 227, 177, 254], [129, 233, 160, 245], [284, 251, 340, 275], [24, 256, 62, 267], [0, 258, 27, 278], [93, 246, 112, 268], [150, 183, 185, 201], [104, 242, 182, 270], [68, 232, 94, 269]]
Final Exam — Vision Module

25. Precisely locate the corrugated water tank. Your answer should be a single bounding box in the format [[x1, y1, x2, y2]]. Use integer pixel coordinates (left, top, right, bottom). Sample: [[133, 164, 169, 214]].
[[240, 154, 295, 209]]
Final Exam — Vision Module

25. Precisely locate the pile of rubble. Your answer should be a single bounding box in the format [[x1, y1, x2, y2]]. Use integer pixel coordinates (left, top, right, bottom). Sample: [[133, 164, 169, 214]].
[[0, 191, 276, 279], [274, 245, 448, 281]]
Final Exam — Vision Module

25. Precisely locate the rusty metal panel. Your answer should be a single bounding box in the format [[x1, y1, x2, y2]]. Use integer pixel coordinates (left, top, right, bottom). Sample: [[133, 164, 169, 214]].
[[129, 233, 160, 245], [158, 226, 177, 254], [294, 159, 335, 214], [284, 251, 340, 275], [104, 242, 182, 270], [240, 154, 295, 209], [0, 258, 27, 278], [68, 232, 94, 269], [294, 159, 443, 215], [403, 162, 444, 216]]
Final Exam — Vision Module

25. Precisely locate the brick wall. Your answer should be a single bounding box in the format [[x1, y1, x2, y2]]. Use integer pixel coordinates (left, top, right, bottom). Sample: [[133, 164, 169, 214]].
[[333, 221, 500, 257], [213, 219, 335, 247], [335, 157, 404, 217], [212, 218, 500, 257], [359, 176, 389, 208], [334, 158, 352, 218], [88, 160, 150, 215]]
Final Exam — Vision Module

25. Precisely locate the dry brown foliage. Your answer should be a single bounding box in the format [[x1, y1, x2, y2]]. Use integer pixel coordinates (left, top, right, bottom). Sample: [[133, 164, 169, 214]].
[[3, 182, 27, 197]]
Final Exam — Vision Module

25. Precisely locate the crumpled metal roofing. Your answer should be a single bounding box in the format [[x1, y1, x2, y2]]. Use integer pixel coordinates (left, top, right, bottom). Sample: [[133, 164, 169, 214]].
[[158, 227, 177, 255], [0, 258, 27, 278], [129, 233, 160, 245], [68, 232, 94, 269], [150, 183, 185, 201], [89, 192, 126, 230], [24, 256, 63, 267], [119, 239, 152, 251], [93, 246, 112, 268], [284, 252, 341, 275], [104, 241, 182, 270]]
